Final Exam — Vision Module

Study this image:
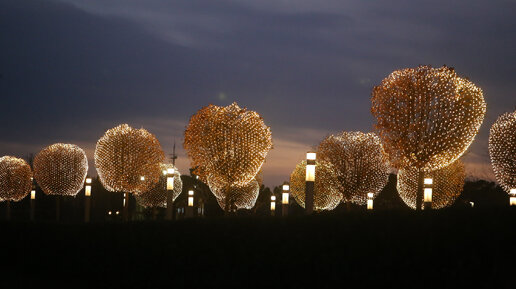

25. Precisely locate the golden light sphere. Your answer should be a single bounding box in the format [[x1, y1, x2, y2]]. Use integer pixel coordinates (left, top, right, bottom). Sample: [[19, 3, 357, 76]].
[[489, 110, 516, 193], [290, 160, 342, 211], [34, 143, 88, 196], [211, 179, 260, 211], [0, 156, 32, 202], [317, 131, 389, 205], [397, 160, 465, 209], [184, 102, 272, 189], [95, 124, 165, 194], [135, 164, 183, 208], [371, 65, 486, 172]]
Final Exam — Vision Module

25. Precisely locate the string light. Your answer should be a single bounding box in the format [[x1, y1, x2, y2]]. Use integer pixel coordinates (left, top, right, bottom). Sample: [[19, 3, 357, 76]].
[[212, 179, 260, 211], [33, 143, 88, 196], [317, 131, 389, 205], [184, 102, 272, 189], [489, 110, 516, 195], [0, 156, 32, 202], [371, 65, 486, 172], [135, 164, 183, 208], [95, 124, 165, 194], [397, 160, 465, 209], [290, 160, 342, 211]]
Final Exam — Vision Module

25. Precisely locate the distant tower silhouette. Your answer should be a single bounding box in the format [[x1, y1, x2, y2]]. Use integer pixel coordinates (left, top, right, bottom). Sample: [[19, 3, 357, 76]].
[[170, 140, 178, 165]]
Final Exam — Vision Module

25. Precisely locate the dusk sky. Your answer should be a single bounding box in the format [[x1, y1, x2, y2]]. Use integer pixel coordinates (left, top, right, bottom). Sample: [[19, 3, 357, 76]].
[[1, 0, 515, 187]]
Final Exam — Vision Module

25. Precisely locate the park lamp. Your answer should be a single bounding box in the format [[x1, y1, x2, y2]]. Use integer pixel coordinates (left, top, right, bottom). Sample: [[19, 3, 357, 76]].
[[306, 152, 316, 182], [367, 193, 374, 210], [424, 178, 433, 185], [166, 168, 175, 191], [424, 188, 433, 203], [85, 177, 92, 197], [510, 189, 516, 206], [424, 177, 433, 210], [271, 195, 276, 211], [282, 184, 290, 205], [188, 190, 194, 207], [31, 189, 36, 200]]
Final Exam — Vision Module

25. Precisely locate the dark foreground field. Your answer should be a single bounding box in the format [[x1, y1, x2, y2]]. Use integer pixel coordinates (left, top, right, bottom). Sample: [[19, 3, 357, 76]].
[[2, 209, 515, 288]]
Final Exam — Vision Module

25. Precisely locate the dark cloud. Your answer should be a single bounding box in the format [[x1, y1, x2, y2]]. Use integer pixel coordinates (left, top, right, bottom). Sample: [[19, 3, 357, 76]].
[[1, 0, 515, 185]]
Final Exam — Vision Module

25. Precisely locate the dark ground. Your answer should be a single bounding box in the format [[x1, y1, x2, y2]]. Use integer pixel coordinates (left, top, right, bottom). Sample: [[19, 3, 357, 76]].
[[1, 208, 515, 289]]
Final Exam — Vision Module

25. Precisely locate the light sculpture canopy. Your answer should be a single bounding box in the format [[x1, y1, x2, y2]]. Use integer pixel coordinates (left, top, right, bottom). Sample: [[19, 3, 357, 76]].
[[135, 164, 182, 208], [212, 179, 260, 211], [290, 160, 342, 211], [489, 110, 516, 194], [317, 131, 389, 205], [0, 156, 33, 202], [371, 65, 486, 172], [95, 124, 165, 194], [397, 160, 465, 210], [33, 143, 88, 196], [184, 102, 272, 188]]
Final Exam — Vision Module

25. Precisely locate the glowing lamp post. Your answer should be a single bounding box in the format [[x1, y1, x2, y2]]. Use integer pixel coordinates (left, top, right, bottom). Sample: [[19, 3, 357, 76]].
[[305, 152, 316, 214], [166, 168, 175, 220], [282, 184, 290, 216], [270, 195, 276, 216], [423, 178, 433, 210], [510, 189, 516, 206], [84, 177, 92, 223], [367, 193, 374, 210], [186, 190, 194, 218], [30, 177, 36, 221]]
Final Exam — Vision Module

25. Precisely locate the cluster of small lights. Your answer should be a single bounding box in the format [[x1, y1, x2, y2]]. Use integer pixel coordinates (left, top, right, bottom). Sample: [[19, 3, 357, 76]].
[[317, 131, 389, 205], [371, 65, 486, 172], [211, 179, 260, 211], [489, 110, 516, 193], [135, 164, 183, 208], [95, 124, 165, 194], [0, 156, 32, 202], [33, 143, 88, 196], [184, 102, 272, 188], [397, 160, 465, 209], [290, 160, 342, 211]]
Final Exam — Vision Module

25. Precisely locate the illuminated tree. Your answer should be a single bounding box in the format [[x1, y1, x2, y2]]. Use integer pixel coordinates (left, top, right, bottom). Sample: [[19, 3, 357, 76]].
[[489, 110, 516, 193], [397, 159, 465, 209], [33, 143, 88, 196], [290, 160, 342, 211], [135, 164, 183, 208], [95, 124, 165, 194], [211, 179, 260, 211], [371, 65, 486, 209], [317, 131, 389, 207], [0, 156, 32, 202], [184, 102, 272, 210]]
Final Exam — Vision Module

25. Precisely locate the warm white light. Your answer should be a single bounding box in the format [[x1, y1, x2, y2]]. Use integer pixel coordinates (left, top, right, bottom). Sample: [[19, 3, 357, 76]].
[[140, 176, 145, 181], [510, 189, 516, 196], [189, 190, 194, 196], [163, 170, 168, 176], [31, 190, 36, 200], [367, 199, 373, 210], [123, 193, 126, 207], [86, 178, 92, 184], [167, 177, 174, 190], [470, 202, 474, 208], [306, 152, 316, 161], [271, 197, 276, 211], [282, 184, 290, 191], [510, 197, 516, 206], [188, 190, 194, 207], [116, 211, 119, 215], [424, 178, 433, 185], [167, 168, 175, 175], [85, 185, 91, 197], [282, 192, 289, 204], [367, 193, 374, 199], [306, 164, 315, 182], [424, 188, 433, 202], [108, 211, 112, 215]]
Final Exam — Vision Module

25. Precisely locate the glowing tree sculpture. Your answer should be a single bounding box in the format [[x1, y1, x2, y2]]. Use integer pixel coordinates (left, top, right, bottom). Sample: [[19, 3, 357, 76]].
[[136, 164, 183, 208], [95, 124, 165, 194], [0, 156, 32, 202], [489, 110, 516, 198], [317, 131, 389, 207], [371, 65, 486, 209], [397, 159, 465, 209], [211, 179, 260, 211], [34, 143, 88, 196], [184, 103, 272, 211], [290, 160, 342, 211]]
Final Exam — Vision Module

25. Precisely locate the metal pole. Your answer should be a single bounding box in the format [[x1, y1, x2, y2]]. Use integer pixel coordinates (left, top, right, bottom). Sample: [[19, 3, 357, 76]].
[[85, 196, 91, 222], [305, 152, 316, 215], [166, 191, 174, 220], [123, 192, 129, 222], [6, 200, 11, 221]]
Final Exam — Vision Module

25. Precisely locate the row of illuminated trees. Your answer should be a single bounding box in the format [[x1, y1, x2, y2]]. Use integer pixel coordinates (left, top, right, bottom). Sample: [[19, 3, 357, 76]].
[[0, 65, 515, 220]]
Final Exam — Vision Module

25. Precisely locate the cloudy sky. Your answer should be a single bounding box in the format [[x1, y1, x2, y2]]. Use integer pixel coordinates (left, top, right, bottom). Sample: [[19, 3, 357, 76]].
[[1, 0, 515, 187]]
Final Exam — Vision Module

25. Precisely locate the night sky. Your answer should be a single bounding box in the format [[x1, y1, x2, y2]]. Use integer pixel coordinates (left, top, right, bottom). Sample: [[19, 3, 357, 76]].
[[1, 0, 515, 187]]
